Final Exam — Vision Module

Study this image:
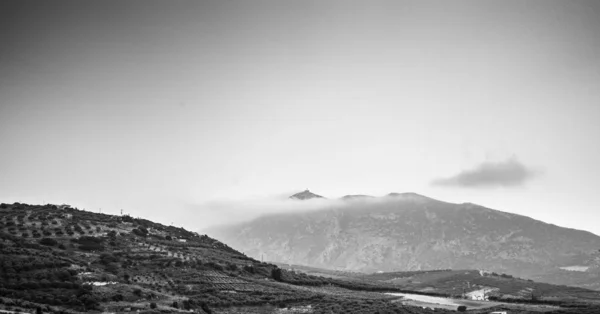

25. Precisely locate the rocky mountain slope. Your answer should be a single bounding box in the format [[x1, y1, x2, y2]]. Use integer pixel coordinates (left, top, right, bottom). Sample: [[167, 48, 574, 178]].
[[289, 190, 325, 200], [208, 192, 600, 290]]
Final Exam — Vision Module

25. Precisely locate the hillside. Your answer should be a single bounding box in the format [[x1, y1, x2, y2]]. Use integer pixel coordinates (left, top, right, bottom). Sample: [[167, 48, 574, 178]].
[[274, 264, 600, 302], [3, 202, 600, 314], [208, 192, 600, 290], [0, 202, 484, 314]]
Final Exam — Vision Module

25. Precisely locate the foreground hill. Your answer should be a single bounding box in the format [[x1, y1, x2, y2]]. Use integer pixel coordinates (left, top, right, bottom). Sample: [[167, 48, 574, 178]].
[[208, 192, 600, 289]]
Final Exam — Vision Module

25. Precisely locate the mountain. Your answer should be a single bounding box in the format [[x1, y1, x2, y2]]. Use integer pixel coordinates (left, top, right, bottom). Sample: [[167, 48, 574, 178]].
[[289, 189, 325, 200], [209, 191, 600, 290]]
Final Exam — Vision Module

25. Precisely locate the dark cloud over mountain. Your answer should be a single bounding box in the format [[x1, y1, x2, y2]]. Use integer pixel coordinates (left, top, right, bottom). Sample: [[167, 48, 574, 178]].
[[432, 157, 537, 188]]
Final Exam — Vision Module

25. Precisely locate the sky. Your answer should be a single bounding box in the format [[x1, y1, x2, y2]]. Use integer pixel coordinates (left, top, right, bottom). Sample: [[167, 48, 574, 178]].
[[1, 0, 600, 234]]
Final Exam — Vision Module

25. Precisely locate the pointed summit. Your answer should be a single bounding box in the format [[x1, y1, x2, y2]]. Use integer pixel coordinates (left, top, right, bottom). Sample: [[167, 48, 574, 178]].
[[289, 189, 325, 200]]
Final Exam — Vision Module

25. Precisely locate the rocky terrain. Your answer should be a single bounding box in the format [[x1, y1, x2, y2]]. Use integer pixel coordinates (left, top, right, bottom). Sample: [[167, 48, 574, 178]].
[[289, 190, 325, 200], [209, 192, 600, 290]]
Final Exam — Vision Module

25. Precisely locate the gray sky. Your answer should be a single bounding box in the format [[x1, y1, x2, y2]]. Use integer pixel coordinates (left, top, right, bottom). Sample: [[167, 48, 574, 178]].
[[1, 1, 600, 234]]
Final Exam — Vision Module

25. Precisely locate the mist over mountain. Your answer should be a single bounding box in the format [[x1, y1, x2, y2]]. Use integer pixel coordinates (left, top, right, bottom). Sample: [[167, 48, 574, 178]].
[[208, 191, 600, 290]]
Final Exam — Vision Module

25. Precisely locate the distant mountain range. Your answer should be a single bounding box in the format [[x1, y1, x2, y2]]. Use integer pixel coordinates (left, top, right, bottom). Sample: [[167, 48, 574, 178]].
[[208, 191, 600, 290]]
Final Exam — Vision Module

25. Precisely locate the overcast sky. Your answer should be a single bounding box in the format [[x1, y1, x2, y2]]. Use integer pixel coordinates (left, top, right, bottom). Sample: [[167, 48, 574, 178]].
[[1, 0, 600, 234]]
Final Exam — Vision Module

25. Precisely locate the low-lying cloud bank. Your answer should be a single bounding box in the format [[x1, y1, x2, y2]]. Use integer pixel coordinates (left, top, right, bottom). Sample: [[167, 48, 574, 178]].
[[190, 192, 424, 233], [189, 196, 339, 232], [431, 157, 538, 188]]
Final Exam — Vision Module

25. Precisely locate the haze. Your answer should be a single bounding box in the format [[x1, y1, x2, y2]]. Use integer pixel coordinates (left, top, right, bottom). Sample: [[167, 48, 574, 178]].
[[1, 1, 600, 234]]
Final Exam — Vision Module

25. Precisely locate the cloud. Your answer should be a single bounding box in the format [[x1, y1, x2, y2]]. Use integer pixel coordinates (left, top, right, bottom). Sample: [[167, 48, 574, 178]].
[[186, 196, 342, 232], [432, 157, 538, 188], [189, 192, 425, 232]]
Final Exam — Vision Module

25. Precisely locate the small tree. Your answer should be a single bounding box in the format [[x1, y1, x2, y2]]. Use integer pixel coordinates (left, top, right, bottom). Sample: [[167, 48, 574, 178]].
[[111, 294, 124, 302], [271, 268, 283, 281], [201, 302, 213, 314], [172, 301, 178, 309], [39, 238, 58, 246]]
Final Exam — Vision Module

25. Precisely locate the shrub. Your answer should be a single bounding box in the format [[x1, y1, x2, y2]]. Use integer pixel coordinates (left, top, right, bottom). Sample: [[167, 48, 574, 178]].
[[271, 268, 283, 281], [201, 302, 213, 314], [132, 229, 146, 237], [457, 305, 467, 312], [39, 238, 58, 246], [227, 263, 238, 271], [77, 236, 104, 251], [150, 302, 157, 309]]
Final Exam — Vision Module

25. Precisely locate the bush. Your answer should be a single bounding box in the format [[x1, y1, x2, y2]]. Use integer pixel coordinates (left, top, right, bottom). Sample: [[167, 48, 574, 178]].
[[39, 238, 58, 246], [201, 302, 213, 314], [457, 305, 467, 312], [271, 268, 283, 281], [150, 302, 157, 309], [77, 236, 104, 251], [227, 263, 238, 271]]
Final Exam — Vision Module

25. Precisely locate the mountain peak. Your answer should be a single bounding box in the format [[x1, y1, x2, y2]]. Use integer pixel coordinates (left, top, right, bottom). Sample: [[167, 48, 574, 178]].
[[289, 189, 325, 200]]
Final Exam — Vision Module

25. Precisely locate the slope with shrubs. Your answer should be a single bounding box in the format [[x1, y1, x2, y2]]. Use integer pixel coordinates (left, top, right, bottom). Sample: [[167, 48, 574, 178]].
[[0, 202, 451, 313]]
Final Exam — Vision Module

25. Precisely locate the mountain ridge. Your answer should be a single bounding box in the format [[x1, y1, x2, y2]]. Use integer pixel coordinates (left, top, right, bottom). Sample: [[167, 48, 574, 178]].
[[209, 190, 600, 290]]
